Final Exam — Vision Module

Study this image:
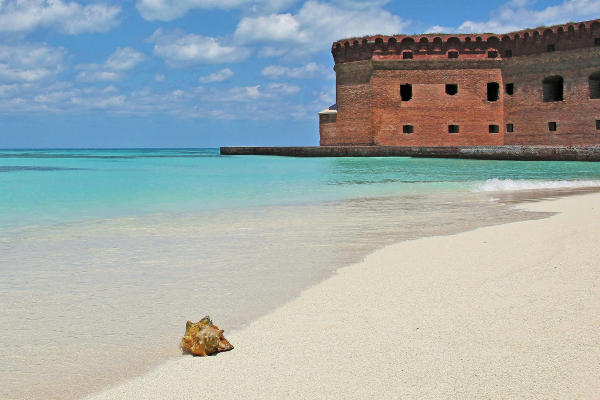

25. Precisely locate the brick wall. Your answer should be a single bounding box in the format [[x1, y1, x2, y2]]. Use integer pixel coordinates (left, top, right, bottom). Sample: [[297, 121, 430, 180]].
[[371, 61, 505, 146], [321, 18, 600, 147], [503, 47, 600, 145], [326, 61, 374, 146]]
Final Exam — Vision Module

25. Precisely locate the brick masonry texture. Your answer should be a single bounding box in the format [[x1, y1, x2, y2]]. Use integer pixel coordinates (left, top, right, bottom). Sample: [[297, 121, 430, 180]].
[[320, 19, 600, 147]]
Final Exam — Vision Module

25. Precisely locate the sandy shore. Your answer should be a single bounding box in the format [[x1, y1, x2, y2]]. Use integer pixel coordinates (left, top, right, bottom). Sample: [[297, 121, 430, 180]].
[[86, 192, 600, 399]]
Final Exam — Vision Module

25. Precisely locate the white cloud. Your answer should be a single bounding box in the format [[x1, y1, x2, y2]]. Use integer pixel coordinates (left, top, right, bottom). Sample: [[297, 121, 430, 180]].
[[104, 48, 146, 71], [316, 88, 334, 104], [0, 84, 19, 97], [0, 0, 121, 34], [449, 0, 600, 34], [225, 82, 300, 101], [261, 62, 332, 79], [235, 13, 307, 43], [34, 90, 78, 103], [155, 74, 165, 82], [267, 82, 300, 95], [199, 68, 234, 83], [135, 0, 296, 22], [76, 47, 145, 72], [332, 0, 390, 9], [234, 1, 408, 56], [76, 71, 121, 82], [149, 29, 251, 66], [0, 43, 66, 82], [0, 79, 316, 119], [227, 85, 262, 101], [102, 85, 118, 94], [75, 47, 145, 82]]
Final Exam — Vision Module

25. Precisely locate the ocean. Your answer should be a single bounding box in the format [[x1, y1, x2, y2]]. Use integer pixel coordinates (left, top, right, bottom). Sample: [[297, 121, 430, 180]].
[[2, 148, 600, 400]]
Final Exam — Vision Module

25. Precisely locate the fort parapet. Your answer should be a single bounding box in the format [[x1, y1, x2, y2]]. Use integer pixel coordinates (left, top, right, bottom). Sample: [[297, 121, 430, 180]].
[[320, 19, 600, 147]]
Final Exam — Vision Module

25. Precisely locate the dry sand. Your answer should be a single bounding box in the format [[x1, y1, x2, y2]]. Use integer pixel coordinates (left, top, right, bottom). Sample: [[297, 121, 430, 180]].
[[85, 193, 600, 399]]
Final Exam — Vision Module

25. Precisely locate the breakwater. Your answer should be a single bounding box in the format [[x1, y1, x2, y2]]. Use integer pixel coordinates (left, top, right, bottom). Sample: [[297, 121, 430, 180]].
[[220, 145, 600, 161]]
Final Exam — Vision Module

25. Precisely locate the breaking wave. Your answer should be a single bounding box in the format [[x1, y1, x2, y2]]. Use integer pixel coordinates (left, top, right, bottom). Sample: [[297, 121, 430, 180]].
[[473, 178, 600, 192]]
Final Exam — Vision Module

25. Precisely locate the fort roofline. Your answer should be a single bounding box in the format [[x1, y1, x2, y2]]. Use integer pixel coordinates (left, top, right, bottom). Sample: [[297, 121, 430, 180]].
[[332, 18, 600, 63]]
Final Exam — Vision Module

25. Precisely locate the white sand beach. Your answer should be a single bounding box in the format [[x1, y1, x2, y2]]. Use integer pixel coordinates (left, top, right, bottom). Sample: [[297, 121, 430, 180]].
[[86, 192, 600, 399]]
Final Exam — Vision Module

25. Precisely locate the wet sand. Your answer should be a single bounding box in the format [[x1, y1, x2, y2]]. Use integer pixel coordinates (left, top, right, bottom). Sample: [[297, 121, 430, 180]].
[[85, 191, 600, 399]]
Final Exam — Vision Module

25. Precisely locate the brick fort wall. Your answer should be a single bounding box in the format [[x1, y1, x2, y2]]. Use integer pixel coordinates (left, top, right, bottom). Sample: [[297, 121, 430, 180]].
[[320, 19, 600, 147]]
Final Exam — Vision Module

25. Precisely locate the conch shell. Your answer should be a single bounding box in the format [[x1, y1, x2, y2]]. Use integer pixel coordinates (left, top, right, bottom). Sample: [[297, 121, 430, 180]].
[[181, 316, 234, 356]]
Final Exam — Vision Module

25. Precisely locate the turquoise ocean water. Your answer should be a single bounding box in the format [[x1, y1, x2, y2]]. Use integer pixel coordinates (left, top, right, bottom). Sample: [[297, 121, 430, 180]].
[[2, 148, 600, 400], [3, 148, 600, 229]]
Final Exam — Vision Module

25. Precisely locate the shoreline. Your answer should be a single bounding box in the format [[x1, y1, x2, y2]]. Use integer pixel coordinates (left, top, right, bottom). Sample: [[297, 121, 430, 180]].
[[6, 187, 550, 400], [84, 191, 600, 399]]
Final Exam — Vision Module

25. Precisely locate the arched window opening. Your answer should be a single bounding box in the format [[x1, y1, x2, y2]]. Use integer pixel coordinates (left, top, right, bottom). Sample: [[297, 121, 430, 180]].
[[543, 76, 564, 102], [401, 37, 415, 52], [403, 51, 413, 59], [387, 38, 397, 52], [589, 72, 600, 99], [487, 82, 500, 101], [400, 84, 412, 101]]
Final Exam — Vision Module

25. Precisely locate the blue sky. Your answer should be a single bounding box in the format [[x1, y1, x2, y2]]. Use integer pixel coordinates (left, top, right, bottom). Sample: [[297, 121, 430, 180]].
[[0, 0, 597, 148]]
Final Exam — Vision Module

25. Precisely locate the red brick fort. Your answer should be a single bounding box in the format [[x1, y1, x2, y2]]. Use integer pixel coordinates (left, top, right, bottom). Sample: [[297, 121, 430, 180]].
[[319, 19, 600, 147]]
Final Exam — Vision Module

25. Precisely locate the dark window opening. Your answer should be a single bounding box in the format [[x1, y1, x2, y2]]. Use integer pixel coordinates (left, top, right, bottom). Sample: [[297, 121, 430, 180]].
[[400, 84, 412, 101], [448, 51, 459, 59], [505, 83, 514, 95], [596, 120, 600, 130], [504, 50, 513, 58], [589, 72, 600, 99], [487, 50, 498, 58], [547, 44, 555, 52], [595, 38, 600, 46], [506, 123, 514, 133], [446, 84, 458, 95], [548, 122, 557, 132], [403, 51, 413, 59], [489, 124, 500, 133], [543, 76, 564, 102], [448, 125, 459, 134], [487, 82, 500, 101], [403, 125, 414, 134]]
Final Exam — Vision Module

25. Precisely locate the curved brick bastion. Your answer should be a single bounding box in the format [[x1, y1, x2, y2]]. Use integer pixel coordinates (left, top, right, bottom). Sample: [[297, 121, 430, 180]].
[[320, 19, 600, 147]]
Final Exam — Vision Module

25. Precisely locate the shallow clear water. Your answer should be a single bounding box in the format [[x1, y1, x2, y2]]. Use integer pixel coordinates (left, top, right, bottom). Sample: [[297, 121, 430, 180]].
[[2, 149, 600, 400], [2, 148, 600, 230]]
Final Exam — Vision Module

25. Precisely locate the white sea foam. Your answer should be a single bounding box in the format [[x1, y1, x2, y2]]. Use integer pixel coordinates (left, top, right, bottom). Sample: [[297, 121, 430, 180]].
[[474, 178, 600, 192]]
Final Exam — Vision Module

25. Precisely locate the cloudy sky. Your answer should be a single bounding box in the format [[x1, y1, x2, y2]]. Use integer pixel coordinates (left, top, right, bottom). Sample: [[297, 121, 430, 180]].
[[1, 0, 599, 147]]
